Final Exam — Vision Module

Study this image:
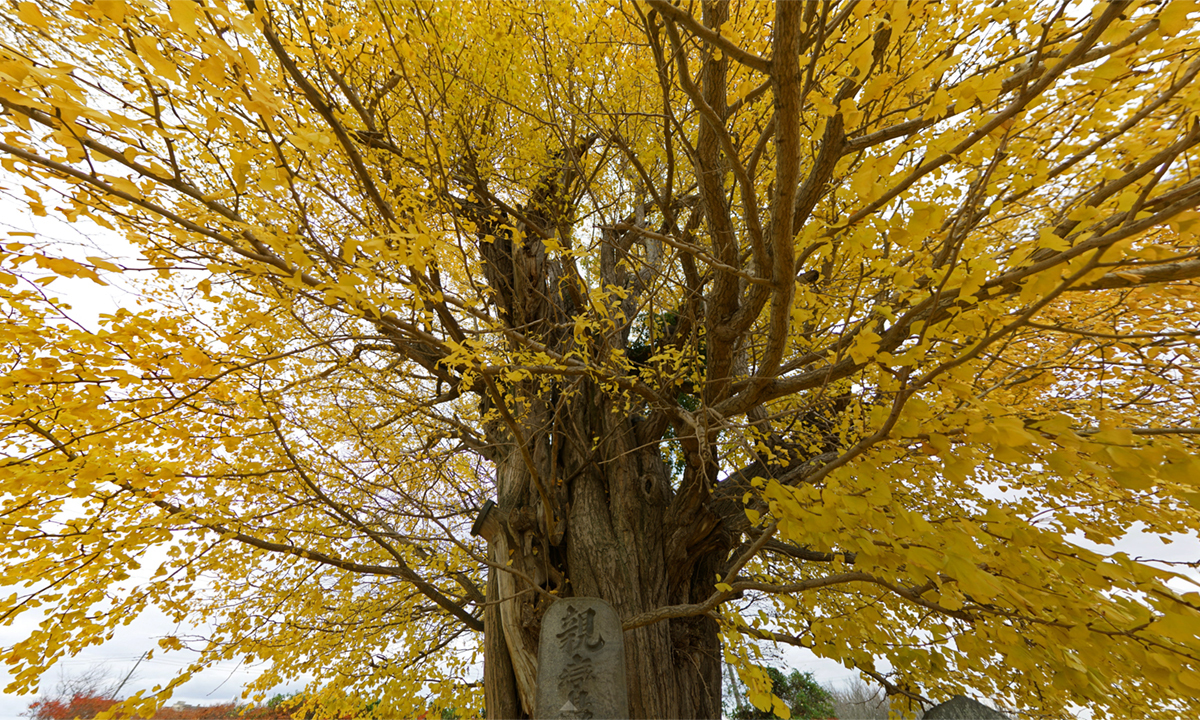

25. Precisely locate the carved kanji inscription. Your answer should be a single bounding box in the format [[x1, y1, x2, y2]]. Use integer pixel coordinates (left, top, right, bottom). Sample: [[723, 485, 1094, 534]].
[[535, 597, 628, 720]]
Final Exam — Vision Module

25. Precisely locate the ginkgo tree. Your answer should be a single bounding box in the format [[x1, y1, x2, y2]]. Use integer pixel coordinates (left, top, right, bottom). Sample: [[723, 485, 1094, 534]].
[[2, 0, 1200, 717]]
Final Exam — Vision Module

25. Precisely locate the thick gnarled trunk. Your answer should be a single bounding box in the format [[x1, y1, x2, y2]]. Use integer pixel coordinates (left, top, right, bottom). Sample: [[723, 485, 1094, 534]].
[[466, 64, 730, 716], [481, 388, 726, 719]]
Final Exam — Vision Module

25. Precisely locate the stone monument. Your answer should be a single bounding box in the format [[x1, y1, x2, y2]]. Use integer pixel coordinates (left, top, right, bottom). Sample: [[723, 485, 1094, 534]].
[[535, 597, 628, 720], [925, 694, 1010, 719]]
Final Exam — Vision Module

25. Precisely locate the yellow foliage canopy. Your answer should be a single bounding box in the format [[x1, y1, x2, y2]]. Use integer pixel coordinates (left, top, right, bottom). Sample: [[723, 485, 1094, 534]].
[[1, 0, 1200, 718]]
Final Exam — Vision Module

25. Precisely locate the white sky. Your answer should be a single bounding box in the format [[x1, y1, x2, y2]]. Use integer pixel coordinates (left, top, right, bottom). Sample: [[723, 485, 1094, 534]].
[[0, 192, 311, 716]]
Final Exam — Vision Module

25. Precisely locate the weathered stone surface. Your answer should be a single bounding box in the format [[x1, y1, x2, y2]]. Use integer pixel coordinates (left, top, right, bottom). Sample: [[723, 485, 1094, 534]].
[[535, 597, 628, 720], [925, 695, 1010, 720]]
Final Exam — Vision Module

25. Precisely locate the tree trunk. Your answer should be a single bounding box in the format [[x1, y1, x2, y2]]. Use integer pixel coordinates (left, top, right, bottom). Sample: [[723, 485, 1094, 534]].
[[482, 386, 726, 719], [465, 126, 729, 718]]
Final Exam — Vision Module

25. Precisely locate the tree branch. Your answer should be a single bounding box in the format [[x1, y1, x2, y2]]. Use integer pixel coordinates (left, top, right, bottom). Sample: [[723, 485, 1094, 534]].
[[644, 0, 771, 74]]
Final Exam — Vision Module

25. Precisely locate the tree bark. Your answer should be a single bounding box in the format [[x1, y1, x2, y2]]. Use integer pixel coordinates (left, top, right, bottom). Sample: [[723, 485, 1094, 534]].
[[482, 385, 726, 719], [463, 107, 730, 717], [485, 559, 524, 719]]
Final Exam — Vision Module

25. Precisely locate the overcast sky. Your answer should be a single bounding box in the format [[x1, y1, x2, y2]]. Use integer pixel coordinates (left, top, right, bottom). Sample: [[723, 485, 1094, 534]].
[[0, 198, 302, 717]]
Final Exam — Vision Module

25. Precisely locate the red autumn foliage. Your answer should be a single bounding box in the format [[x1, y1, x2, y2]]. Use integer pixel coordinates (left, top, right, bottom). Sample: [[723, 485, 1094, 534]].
[[26, 694, 118, 720], [26, 693, 295, 720]]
